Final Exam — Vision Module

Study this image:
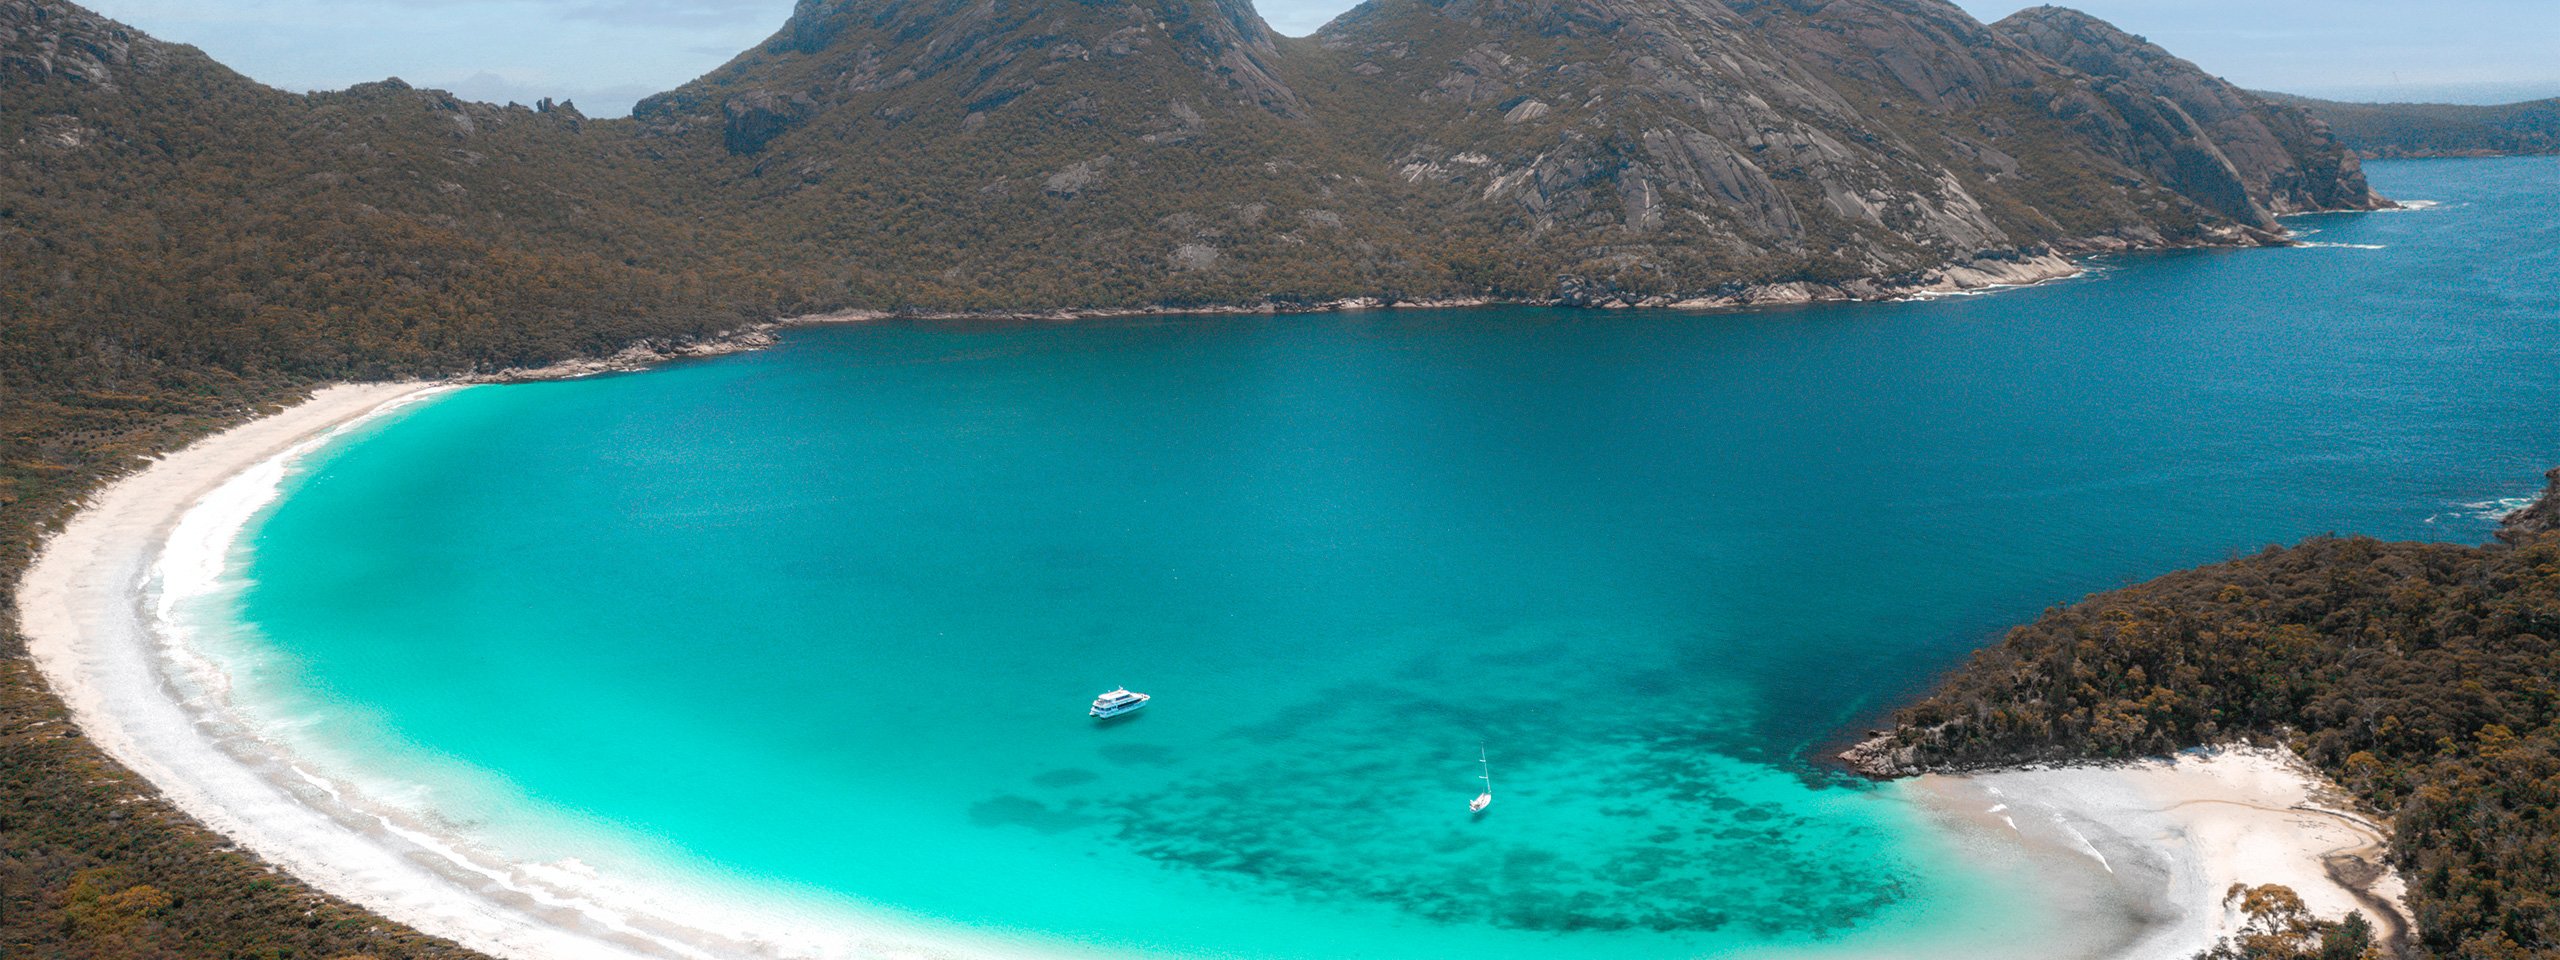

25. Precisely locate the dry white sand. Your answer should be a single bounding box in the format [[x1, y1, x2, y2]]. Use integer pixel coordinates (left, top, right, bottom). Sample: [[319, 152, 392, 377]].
[[1914, 747, 2406, 960]]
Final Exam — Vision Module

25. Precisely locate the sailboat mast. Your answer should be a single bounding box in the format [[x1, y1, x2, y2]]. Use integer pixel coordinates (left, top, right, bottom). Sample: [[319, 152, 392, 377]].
[[1468, 743, 1495, 812]]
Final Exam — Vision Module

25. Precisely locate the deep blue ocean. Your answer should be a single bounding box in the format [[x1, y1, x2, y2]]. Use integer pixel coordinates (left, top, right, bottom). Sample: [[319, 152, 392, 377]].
[[194, 157, 2559, 959]]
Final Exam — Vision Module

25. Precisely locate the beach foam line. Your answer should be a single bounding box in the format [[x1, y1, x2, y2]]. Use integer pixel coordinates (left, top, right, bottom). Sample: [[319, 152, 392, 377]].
[[16, 382, 655, 960], [17, 382, 1089, 960]]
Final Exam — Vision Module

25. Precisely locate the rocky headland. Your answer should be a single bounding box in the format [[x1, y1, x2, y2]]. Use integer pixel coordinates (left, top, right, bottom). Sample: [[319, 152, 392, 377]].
[[1835, 512, 2560, 958]]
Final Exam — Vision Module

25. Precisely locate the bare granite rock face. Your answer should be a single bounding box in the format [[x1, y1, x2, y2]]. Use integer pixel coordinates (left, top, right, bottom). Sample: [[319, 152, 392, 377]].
[[1308, 0, 2385, 299], [638, 0, 1309, 148], [0, 0, 173, 92]]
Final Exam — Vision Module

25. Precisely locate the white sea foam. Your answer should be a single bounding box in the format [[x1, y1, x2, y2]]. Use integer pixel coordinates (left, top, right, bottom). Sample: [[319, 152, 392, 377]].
[[2057, 822, 2115, 874], [2463, 496, 2541, 521]]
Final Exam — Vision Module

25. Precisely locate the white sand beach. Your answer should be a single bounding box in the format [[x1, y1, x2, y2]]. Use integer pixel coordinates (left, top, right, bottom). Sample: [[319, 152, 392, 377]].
[[16, 382, 677, 960], [15, 382, 2409, 960], [1911, 748, 2406, 960]]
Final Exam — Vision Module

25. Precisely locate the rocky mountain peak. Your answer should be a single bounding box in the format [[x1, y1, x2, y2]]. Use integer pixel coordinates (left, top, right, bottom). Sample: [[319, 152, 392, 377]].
[[637, 0, 1308, 155]]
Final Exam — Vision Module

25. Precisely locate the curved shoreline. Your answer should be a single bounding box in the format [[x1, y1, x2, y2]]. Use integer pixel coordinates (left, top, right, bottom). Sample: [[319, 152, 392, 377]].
[[15, 382, 661, 960], [17, 382, 1115, 960], [14, 379, 2408, 960]]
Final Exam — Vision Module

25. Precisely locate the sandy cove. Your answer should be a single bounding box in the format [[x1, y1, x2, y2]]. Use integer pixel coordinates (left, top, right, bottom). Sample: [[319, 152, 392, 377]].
[[1908, 747, 2408, 960], [17, 380, 2409, 960]]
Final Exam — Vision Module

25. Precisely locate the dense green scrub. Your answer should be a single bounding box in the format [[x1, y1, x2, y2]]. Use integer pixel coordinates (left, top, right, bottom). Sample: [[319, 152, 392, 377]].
[[1880, 532, 2560, 959]]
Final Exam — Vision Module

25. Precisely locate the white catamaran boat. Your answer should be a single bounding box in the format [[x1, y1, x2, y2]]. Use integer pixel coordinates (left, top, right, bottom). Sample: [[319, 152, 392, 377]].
[[1089, 687, 1150, 718], [1470, 746, 1493, 813]]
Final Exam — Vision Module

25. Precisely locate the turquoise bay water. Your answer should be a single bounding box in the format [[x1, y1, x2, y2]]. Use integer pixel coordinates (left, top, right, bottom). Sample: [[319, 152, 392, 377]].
[[202, 158, 2558, 958]]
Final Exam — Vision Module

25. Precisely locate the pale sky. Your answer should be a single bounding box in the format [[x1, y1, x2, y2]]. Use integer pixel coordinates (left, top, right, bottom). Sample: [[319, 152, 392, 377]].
[[80, 0, 2560, 117]]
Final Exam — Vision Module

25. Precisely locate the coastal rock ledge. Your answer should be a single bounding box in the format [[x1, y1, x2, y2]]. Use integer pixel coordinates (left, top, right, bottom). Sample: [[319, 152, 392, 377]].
[[1838, 731, 1928, 779], [2496, 466, 2560, 543]]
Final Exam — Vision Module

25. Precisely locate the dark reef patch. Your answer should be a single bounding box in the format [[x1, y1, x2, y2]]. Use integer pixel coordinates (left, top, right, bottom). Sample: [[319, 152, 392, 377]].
[[1082, 644, 1923, 936]]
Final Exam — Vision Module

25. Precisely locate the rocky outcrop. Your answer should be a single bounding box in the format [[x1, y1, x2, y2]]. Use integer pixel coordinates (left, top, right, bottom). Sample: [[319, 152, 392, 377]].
[[637, 0, 1310, 145], [721, 88, 818, 154], [2496, 467, 2560, 544], [1838, 732, 1927, 778], [0, 0, 173, 90]]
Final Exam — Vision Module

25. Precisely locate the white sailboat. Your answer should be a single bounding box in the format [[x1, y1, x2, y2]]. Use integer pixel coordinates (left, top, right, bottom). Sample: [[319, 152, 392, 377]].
[[1470, 746, 1493, 813]]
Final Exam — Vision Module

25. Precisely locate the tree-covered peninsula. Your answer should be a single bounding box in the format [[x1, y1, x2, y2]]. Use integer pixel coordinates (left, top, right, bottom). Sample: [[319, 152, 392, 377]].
[[1846, 473, 2560, 959]]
